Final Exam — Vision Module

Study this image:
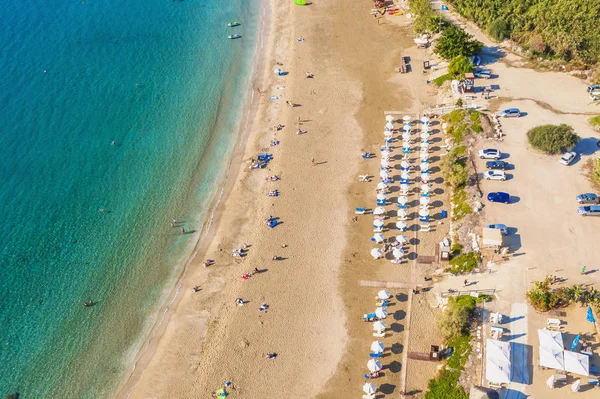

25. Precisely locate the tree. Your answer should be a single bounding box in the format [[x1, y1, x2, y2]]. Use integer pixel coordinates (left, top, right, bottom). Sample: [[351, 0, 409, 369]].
[[434, 25, 483, 59], [449, 55, 474, 76], [488, 18, 510, 42], [526, 124, 580, 154]]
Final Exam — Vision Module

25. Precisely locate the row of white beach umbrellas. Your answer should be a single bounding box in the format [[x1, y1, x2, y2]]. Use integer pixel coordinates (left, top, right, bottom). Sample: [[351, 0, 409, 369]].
[[362, 289, 393, 394]]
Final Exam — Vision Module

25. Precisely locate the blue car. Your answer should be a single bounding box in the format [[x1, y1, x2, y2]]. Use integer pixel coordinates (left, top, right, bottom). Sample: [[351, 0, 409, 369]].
[[487, 192, 510, 204], [486, 160, 508, 170]]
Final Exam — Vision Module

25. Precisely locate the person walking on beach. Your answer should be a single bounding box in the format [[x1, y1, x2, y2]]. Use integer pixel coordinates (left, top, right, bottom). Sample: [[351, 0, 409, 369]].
[[581, 266, 587, 275], [181, 227, 185, 234], [463, 279, 468, 287]]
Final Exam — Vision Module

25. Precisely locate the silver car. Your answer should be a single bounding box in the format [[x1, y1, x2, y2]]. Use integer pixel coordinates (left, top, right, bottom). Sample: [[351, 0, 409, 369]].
[[578, 205, 600, 216], [483, 170, 506, 181]]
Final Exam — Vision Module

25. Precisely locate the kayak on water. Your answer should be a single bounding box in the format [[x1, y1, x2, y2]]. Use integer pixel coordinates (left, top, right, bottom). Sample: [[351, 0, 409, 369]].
[[228, 22, 240, 27], [228, 34, 242, 39]]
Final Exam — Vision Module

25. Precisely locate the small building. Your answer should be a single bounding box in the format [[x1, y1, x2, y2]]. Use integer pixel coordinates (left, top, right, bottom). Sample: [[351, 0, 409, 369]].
[[463, 72, 475, 92], [482, 227, 503, 248]]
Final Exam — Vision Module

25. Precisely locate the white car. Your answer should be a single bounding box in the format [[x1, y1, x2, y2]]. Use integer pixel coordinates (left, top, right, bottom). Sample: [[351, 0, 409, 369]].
[[478, 148, 502, 159], [483, 170, 506, 181], [559, 151, 576, 165]]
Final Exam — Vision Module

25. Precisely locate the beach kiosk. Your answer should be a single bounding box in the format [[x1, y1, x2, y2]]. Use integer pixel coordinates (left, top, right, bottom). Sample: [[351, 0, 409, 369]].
[[463, 72, 475, 92], [482, 228, 503, 249]]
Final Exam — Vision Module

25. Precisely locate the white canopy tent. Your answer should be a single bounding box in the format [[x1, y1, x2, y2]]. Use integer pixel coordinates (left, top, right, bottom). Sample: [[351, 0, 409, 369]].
[[538, 329, 564, 352], [486, 339, 511, 384], [539, 346, 565, 371], [564, 350, 589, 376]]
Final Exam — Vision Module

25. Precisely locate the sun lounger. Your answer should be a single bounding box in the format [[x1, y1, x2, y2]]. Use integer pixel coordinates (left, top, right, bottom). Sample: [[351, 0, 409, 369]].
[[376, 200, 386, 206], [359, 175, 369, 182], [362, 153, 373, 159], [376, 300, 389, 307], [373, 332, 385, 338], [355, 207, 367, 214], [369, 352, 382, 358], [420, 225, 431, 232], [269, 220, 279, 228], [363, 395, 375, 399]]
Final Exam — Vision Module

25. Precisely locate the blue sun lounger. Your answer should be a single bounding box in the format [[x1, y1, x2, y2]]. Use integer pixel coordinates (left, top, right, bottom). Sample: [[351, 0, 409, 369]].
[[355, 207, 367, 214], [369, 352, 382, 358], [362, 153, 373, 159], [269, 220, 279, 228]]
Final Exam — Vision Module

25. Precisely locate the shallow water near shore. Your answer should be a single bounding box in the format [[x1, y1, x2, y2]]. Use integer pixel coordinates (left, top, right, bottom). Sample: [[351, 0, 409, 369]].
[[0, 0, 258, 396]]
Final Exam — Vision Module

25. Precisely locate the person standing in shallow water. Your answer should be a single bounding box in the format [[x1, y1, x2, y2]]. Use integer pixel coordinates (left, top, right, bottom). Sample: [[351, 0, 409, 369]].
[[181, 227, 185, 234]]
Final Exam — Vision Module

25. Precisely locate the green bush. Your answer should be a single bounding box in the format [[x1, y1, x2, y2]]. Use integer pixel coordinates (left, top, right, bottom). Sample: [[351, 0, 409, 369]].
[[593, 159, 600, 184], [471, 123, 482, 133], [449, 252, 479, 274], [409, 0, 450, 34], [526, 278, 563, 312], [526, 124, 580, 154], [435, 25, 483, 59], [488, 18, 510, 42], [448, 55, 474, 76], [453, 189, 472, 220], [433, 72, 453, 87], [468, 110, 481, 122], [426, 334, 471, 399], [589, 115, 600, 128], [455, 98, 464, 107]]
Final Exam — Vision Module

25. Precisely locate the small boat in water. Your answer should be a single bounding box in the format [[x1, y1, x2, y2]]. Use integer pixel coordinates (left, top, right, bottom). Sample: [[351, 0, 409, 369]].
[[228, 34, 242, 39], [228, 21, 240, 27]]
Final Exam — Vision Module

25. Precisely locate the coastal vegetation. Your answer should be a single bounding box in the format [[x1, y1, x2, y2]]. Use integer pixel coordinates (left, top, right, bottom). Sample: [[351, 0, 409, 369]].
[[448, 251, 480, 274], [527, 277, 600, 312], [441, 109, 484, 220], [426, 295, 478, 399], [526, 124, 580, 154], [409, 0, 448, 35], [593, 159, 600, 185], [445, 0, 600, 65], [590, 115, 600, 131], [448, 55, 473, 76], [434, 25, 483, 60]]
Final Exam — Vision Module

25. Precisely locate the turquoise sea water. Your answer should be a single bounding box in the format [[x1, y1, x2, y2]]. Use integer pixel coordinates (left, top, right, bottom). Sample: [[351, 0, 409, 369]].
[[0, 0, 258, 396]]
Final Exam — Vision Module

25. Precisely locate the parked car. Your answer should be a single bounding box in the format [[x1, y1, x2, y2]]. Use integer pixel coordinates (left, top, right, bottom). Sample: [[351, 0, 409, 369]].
[[474, 69, 491, 79], [559, 151, 577, 165], [478, 148, 502, 159], [485, 223, 508, 235], [587, 84, 600, 93], [500, 108, 521, 118], [487, 192, 510, 203], [576, 193, 599, 204], [486, 160, 508, 170], [578, 205, 600, 216], [483, 170, 507, 180]]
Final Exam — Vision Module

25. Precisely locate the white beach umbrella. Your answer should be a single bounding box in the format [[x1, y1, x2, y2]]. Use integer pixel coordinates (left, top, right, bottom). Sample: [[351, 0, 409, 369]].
[[421, 116, 430, 124], [381, 159, 390, 167], [420, 196, 430, 205], [398, 209, 407, 219], [401, 160, 410, 169], [393, 248, 405, 259], [371, 341, 385, 353], [377, 193, 387, 201], [377, 182, 387, 190], [367, 359, 383, 372], [396, 235, 408, 244], [373, 219, 384, 228], [442, 122, 447, 130], [363, 382, 377, 395], [384, 130, 393, 137], [386, 115, 395, 122], [398, 195, 408, 205], [377, 290, 391, 300], [381, 153, 390, 161], [420, 162, 430, 171], [372, 321, 386, 332], [371, 248, 383, 259], [375, 307, 388, 319], [403, 123, 411, 129], [420, 132, 430, 139], [379, 171, 389, 180], [546, 375, 555, 388], [421, 184, 431, 193], [373, 233, 384, 243], [572, 380, 581, 392], [421, 172, 431, 181], [420, 141, 429, 148], [422, 124, 431, 133], [420, 152, 429, 160], [396, 221, 407, 230], [385, 122, 394, 130], [400, 183, 409, 191], [419, 208, 430, 217], [402, 132, 411, 140], [403, 115, 412, 122], [401, 171, 410, 180], [373, 207, 386, 215]]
